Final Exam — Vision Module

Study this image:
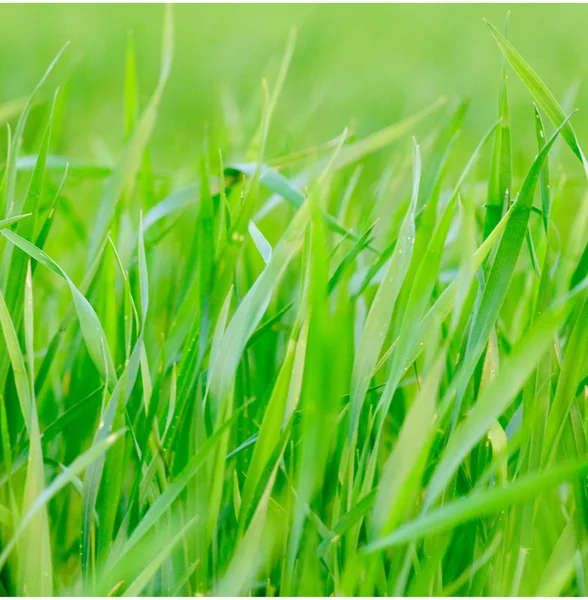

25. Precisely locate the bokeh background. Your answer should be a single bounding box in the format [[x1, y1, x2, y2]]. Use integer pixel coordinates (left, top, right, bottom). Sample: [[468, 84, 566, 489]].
[[1, 3, 588, 172]]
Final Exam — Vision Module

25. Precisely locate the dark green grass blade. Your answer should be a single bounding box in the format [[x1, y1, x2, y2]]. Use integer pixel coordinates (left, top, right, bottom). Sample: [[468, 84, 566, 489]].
[[451, 112, 575, 426]]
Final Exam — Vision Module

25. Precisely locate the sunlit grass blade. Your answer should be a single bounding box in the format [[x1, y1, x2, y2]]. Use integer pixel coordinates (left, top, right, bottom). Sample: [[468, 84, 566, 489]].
[[452, 111, 575, 426], [365, 458, 588, 551], [485, 18, 588, 174], [372, 353, 444, 535], [1, 230, 117, 385], [19, 263, 53, 596], [425, 284, 587, 510], [208, 195, 311, 403], [484, 80, 511, 240], [348, 139, 420, 442]]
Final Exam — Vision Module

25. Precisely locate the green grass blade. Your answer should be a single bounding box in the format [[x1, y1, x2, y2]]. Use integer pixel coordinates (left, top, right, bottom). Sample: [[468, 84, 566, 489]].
[[19, 263, 53, 596], [425, 286, 585, 510], [485, 18, 588, 173], [365, 458, 588, 551], [0, 430, 124, 573], [2, 229, 117, 386], [349, 139, 420, 441], [373, 353, 444, 535], [2, 42, 68, 219], [452, 112, 575, 425], [208, 196, 311, 403], [122, 516, 199, 597]]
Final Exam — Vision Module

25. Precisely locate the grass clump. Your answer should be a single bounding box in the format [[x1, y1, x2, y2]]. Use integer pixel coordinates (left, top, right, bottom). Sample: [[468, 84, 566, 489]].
[[0, 7, 588, 597]]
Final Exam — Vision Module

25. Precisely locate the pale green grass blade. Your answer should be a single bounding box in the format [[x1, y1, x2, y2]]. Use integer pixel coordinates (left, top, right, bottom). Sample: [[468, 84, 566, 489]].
[[0, 283, 33, 430], [365, 458, 588, 551], [249, 219, 272, 265], [124, 30, 138, 139], [216, 436, 287, 596], [0, 214, 32, 231], [542, 298, 588, 466], [122, 516, 199, 597], [2, 42, 68, 219], [333, 98, 446, 169], [484, 81, 511, 240], [106, 404, 246, 571], [13, 154, 112, 179], [392, 120, 497, 350], [0, 97, 26, 126], [534, 105, 551, 232], [239, 320, 308, 531], [2, 90, 57, 339], [208, 196, 311, 402], [536, 519, 578, 596], [417, 100, 468, 212], [373, 353, 444, 535], [253, 97, 445, 223], [1, 230, 117, 385], [142, 183, 199, 232], [19, 263, 53, 596], [228, 162, 360, 242], [348, 140, 420, 441], [485, 19, 588, 173]]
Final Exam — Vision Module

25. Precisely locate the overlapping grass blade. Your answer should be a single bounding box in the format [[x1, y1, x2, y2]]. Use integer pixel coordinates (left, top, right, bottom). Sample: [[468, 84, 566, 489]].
[[348, 139, 420, 442], [425, 282, 588, 510], [451, 112, 575, 425], [1, 230, 117, 385], [485, 18, 588, 174], [366, 458, 588, 551]]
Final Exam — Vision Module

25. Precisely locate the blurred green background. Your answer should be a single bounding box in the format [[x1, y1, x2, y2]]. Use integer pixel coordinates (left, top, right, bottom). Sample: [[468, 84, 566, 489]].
[[1, 3, 588, 171]]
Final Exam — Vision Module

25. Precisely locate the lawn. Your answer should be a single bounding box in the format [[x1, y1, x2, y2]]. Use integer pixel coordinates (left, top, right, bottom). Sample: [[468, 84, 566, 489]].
[[0, 3, 587, 597]]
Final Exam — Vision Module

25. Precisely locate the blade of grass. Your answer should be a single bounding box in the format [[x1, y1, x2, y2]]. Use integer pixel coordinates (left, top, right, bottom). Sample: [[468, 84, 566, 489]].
[[365, 458, 588, 551]]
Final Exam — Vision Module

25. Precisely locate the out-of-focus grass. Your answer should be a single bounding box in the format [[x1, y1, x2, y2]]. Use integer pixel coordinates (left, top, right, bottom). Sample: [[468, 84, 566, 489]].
[[0, 4, 588, 597], [2, 4, 588, 164]]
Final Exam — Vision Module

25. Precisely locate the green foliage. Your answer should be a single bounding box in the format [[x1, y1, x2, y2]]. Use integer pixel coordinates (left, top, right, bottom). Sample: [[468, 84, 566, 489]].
[[0, 7, 587, 597]]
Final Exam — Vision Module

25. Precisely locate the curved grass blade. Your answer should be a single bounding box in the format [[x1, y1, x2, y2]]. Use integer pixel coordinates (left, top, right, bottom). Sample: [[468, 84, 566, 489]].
[[227, 162, 363, 244], [1, 229, 117, 386], [485, 19, 588, 174], [208, 195, 311, 403], [0, 213, 31, 231], [365, 458, 588, 552]]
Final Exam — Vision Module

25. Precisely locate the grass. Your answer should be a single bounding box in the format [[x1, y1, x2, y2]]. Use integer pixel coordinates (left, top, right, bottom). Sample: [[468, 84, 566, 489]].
[[0, 5, 588, 597]]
